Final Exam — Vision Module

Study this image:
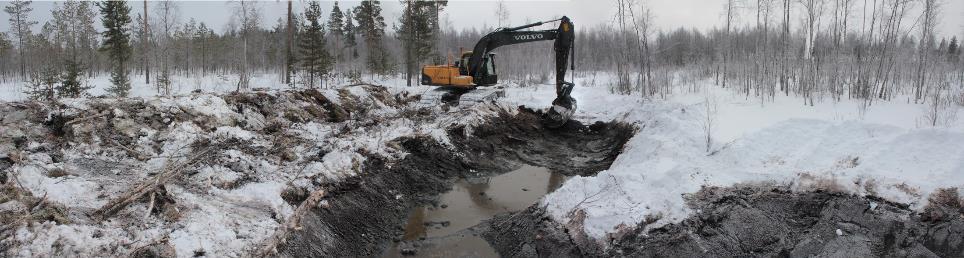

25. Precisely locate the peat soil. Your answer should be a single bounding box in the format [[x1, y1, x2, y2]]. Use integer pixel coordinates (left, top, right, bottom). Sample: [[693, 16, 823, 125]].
[[480, 185, 964, 257], [276, 107, 635, 257]]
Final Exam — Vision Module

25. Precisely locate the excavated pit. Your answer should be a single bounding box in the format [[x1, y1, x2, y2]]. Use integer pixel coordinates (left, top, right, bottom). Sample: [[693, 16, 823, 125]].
[[276, 107, 635, 257]]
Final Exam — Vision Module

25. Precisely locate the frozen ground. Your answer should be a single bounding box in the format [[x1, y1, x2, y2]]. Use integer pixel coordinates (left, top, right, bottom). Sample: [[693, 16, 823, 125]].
[[0, 73, 411, 102], [0, 83, 497, 257], [504, 80, 964, 242], [2, 72, 963, 255]]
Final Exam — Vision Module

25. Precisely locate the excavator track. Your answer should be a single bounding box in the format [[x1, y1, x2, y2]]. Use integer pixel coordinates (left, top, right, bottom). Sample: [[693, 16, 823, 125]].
[[417, 87, 505, 108]]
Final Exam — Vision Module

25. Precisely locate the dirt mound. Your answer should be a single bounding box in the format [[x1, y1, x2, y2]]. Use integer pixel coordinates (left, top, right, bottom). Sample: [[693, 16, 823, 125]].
[[451, 107, 636, 176], [480, 185, 964, 257], [0, 85, 424, 257]]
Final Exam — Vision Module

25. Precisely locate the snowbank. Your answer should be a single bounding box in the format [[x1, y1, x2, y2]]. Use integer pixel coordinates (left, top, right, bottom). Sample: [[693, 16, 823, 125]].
[[1, 82, 507, 257], [504, 81, 964, 241]]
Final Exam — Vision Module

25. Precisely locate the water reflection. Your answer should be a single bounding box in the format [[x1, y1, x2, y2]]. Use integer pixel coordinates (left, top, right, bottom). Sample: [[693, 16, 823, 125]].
[[385, 165, 569, 257]]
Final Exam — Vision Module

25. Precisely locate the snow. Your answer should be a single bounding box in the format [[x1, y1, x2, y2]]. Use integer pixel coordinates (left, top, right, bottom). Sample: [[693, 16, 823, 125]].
[[14, 165, 104, 209], [214, 126, 257, 141], [167, 185, 280, 258], [504, 79, 964, 242], [10, 223, 143, 257], [5, 71, 963, 254], [2, 78, 509, 257]]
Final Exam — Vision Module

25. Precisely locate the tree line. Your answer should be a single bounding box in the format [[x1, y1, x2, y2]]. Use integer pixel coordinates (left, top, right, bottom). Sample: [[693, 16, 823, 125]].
[[1, 0, 962, 115], [592, 0, 962, 113], [1, 0, 452, 100]]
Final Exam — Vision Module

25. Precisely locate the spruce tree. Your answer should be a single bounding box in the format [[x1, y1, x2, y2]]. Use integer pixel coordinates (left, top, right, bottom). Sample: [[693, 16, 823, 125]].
[[343, 12, 358, 59], [299, 2, 333, 88], [327, 1, 345, 63], [57, 59, 91, 98], [949, 37, 959, 63], [97, 0, 133, 97], [0, 33, 11, 59], [343, 11, 359, 80], [352, 0, 391, 75]]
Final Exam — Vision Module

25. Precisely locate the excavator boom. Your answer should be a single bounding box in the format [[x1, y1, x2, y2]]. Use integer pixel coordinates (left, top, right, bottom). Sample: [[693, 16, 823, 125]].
[[420, 16, 577, 127]]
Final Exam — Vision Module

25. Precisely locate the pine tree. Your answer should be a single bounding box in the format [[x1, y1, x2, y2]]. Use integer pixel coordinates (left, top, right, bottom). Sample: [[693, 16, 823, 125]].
[[343, 11, 359, 79], [24, 66, 58, 102], [285, 0, 293, 85], [97, 0, 133, 97], [4, 0, 37, 81], [343, 12, 357, 59], [299, 1, 333, 88], [397, 0, 447, 86], [194, 22, 214, 75], [352, 0, 391, 75], [47, 1, 96, 98]]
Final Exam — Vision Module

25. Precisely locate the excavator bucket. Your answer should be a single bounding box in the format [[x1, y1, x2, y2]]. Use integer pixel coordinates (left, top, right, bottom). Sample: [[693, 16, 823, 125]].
[[544, 82, 576, 128]]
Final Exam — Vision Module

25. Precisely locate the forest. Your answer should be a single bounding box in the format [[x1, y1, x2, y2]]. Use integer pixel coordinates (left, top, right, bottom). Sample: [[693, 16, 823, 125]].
[[0, 0, 962, 117]]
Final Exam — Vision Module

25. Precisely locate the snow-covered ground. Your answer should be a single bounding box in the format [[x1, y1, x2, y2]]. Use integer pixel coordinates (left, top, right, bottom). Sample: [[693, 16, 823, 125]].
[[4, 72, 964, 253], [505, 81, 964, 241], [0, 72, 411, 102], [1, 82, 497, 257]]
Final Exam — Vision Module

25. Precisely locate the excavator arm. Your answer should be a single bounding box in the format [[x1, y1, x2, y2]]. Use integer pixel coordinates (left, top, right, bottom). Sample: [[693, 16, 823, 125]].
[[466, 16, 577, 127], [466, 17, 575, 89], [419, 16, 576, 127]]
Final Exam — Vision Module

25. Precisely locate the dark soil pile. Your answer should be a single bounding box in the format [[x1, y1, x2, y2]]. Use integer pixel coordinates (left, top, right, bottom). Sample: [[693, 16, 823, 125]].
[[480, 185, 964, 258], [450, 107, 636, 176]]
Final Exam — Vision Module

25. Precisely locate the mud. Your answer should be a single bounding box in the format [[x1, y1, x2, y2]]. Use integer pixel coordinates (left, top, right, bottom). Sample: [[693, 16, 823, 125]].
[[480, 185, 964, 257], [450, 107, 635, 176], [383, 165, 568, 257], [276, 108, 635, 257]]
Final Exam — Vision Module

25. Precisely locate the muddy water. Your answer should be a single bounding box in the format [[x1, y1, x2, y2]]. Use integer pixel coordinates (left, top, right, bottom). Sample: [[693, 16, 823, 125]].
[[383, 165, 568, 257]]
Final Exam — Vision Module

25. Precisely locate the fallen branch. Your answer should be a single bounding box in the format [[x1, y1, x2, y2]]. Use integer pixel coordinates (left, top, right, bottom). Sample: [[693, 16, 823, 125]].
[[94, 147, 213, 220], [109, 138, 149, 161], [65, 111, 109, 126], [143, 192, 156, 221], [254, 189, 327, 257]]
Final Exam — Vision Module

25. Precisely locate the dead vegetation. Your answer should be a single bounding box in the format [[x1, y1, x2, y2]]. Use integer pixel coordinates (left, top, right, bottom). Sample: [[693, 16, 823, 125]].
[[0, 85, 435, 257], [0, 182, 70, 251]]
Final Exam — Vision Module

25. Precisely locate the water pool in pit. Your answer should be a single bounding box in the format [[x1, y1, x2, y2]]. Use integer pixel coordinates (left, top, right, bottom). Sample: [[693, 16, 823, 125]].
[[383, 165, 568, 257]]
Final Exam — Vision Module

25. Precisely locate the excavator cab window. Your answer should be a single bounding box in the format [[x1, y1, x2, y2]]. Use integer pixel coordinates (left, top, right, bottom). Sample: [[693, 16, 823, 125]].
[[459, 56, 470, 75], [484, 55, 496, 76], [479, 53, 499, 85]]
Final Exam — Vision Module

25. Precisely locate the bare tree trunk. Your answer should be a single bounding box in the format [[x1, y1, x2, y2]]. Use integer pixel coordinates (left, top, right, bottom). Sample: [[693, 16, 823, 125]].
[[144, 0, 150, 85], [285, 0, 292, 85], [722, 0, 736, 88], [914, 0, 938, 103]]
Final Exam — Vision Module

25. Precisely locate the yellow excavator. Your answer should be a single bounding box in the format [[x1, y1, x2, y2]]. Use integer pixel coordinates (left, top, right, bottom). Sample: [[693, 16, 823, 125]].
[[419, 16, 576, 128]]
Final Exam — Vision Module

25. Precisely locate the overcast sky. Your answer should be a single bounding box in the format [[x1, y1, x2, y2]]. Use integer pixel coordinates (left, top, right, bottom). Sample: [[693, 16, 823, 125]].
[[2, 0, 962, 39]]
